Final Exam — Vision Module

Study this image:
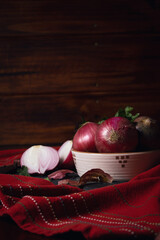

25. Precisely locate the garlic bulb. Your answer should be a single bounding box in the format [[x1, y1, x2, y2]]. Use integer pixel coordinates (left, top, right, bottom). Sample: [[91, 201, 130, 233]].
[[20, 145, 59, 174]]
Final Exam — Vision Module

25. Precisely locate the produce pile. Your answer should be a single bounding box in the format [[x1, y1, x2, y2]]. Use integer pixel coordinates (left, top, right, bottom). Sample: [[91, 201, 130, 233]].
[[73, 106, 160, 153], [17, 107, 160, 185]]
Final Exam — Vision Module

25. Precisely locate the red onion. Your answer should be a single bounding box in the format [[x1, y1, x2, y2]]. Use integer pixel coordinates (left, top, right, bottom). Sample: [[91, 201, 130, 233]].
[[73, 122, 98, 152], [20, 145, 59, 174], [58, 140, 75, 169], [134, 116, 160, 150], [95, 117, 138, 153]]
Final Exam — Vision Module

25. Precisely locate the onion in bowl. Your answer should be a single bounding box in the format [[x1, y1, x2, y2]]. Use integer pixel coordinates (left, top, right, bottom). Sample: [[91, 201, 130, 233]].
[[73, 122, 98, 152], [95, 117, 139, 153], [134, 116, 160, 151]]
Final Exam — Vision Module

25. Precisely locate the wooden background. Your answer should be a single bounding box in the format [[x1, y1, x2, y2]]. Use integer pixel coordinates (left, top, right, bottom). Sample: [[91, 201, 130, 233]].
[[0, 0, 160, 148]]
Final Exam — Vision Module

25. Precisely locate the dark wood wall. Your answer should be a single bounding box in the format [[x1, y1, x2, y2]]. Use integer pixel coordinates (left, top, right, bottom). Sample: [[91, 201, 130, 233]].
[[0, 0, 160, 148]]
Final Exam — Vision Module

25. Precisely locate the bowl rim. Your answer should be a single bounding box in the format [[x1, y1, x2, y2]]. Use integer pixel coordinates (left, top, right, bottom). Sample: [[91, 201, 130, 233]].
[[71, 148, 160, 156]]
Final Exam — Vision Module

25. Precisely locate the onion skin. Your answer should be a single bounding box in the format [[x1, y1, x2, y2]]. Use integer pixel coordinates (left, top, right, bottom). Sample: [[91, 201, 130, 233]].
[[95, 117, 138, 153], [73, 122, 98, 152], [134, 116, 160, 151], [48, 169, 75, 180]]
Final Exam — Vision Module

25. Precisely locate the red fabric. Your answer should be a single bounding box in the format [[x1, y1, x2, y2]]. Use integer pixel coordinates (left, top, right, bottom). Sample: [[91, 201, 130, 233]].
[[0, 148, 25, 166], [0, 149, 160, 239]]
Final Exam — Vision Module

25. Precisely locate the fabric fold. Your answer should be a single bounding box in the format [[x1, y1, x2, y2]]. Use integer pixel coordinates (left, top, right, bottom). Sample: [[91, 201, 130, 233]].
[[0, 149, 160, 239]]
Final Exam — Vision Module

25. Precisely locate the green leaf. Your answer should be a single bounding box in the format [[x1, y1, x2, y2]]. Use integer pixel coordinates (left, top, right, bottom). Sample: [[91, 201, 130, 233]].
[[97, 117, 108, 124], [17, 166, 30, 176], [125, 106, 133, 113], [115, 108, 125, 118], [115, 106, 140, 122], [44, 177, 51, 181]]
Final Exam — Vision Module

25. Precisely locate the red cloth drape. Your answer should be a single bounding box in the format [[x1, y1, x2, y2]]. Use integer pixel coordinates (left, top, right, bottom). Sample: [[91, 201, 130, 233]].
[[0, 149, 160, 239]]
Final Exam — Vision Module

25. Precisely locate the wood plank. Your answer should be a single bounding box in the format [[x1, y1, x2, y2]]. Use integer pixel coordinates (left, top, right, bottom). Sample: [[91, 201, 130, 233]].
[[0, 34, 160, 95], [0, 92, 159, 146], [0, 0, 160, 148], [0, 0, 160, 36]]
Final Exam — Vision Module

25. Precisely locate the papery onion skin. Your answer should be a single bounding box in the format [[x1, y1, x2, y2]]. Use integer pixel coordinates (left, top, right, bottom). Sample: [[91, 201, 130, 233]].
[[95, 117, 138, 153], [134, 116, 160, 151], [48, 169, 75, 180], [73, 122, 98, 152], [20, 145, 59, 174]]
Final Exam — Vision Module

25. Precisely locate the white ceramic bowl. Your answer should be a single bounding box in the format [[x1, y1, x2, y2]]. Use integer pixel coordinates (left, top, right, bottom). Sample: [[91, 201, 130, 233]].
[[71, 149, 160, 181]]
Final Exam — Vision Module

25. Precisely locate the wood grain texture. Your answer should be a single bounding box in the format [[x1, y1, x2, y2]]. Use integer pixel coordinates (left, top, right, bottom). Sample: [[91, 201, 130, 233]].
[[0, 34, 160, 95], [0, 92, 159, 145], [0, 0, 160, 147], [1, 0, 160, 36]]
